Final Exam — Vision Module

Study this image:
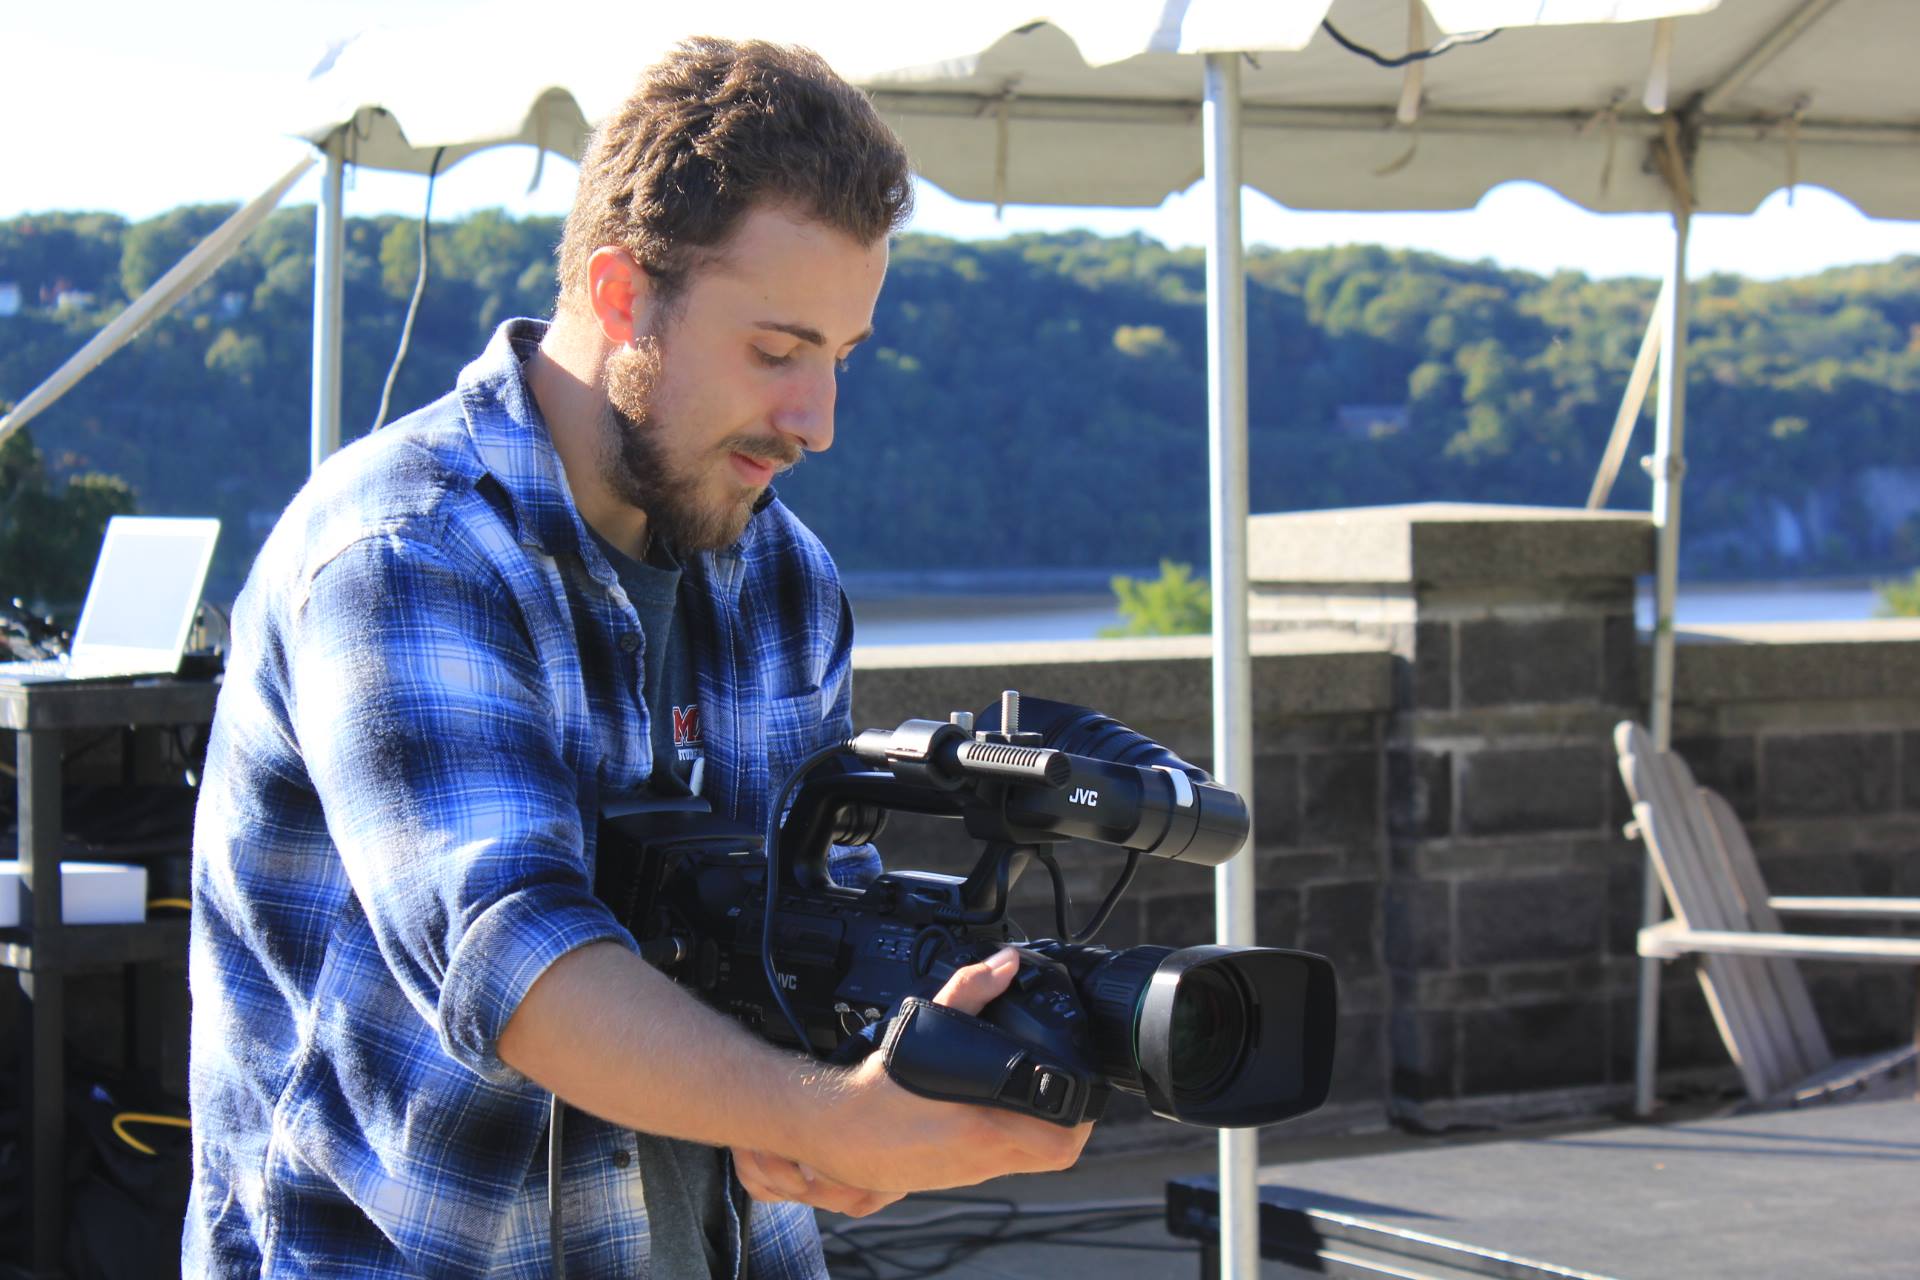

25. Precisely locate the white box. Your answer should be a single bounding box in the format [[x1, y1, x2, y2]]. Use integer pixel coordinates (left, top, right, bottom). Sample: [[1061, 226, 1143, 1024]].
[[0, 860, 149, 926]]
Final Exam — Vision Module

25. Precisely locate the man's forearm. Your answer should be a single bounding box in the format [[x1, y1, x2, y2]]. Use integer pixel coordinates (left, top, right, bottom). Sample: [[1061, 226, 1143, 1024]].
[[496, 940, 824, 1155], [499, 939, 1090, 1195]]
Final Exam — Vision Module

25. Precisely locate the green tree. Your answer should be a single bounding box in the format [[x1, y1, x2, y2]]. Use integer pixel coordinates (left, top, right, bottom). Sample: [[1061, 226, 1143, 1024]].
[[120, 204, 241, 299], [1101, 560, 1211, 637], [10, 207, 1920, 590], [1875, 570, 1920, 617], [0, 425, 139, 615]]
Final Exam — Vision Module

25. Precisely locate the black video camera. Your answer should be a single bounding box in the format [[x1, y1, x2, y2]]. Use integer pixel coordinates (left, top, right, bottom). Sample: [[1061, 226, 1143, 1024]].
[[595, 693, 1337, 1129]]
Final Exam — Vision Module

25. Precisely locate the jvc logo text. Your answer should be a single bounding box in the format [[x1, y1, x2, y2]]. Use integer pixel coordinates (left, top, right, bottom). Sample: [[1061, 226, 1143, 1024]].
[[1068, 787, 1100, 807]]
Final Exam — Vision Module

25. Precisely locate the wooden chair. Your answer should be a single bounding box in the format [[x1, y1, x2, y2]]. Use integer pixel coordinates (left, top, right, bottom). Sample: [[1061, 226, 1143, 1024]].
[[1615, 721, 1920, 1106]]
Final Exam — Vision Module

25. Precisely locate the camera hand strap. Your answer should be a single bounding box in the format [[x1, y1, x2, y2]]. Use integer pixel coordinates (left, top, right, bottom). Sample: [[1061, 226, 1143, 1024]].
[[876, 997, 1102, 1127]]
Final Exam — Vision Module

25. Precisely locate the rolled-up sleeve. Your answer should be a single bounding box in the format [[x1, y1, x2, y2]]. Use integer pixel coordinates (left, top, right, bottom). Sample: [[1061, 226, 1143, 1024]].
[[286, 531, 632, 1083]]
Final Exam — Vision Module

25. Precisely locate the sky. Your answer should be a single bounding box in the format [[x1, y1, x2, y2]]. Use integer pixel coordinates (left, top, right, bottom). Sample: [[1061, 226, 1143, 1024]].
[[8, 2, 1920, 281]]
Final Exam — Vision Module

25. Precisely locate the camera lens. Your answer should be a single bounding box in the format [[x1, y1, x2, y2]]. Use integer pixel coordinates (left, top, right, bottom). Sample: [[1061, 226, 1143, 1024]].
[[1067, 942, 1336, 1127], [1168, 966, 1248, 1101]]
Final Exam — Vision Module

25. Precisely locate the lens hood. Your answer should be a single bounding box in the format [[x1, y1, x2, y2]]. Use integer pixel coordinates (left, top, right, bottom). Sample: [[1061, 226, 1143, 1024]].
[[1135, 945, 1338, 1127]]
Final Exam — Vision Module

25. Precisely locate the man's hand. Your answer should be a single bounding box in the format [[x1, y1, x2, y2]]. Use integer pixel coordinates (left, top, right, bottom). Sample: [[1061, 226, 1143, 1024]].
[[731, 1148, 901, 1218], [742, 946, 1093, 1204]]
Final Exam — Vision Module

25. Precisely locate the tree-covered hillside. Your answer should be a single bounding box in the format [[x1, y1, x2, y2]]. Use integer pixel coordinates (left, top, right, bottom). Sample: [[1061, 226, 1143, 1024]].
[[4, 204, 1919, 607]]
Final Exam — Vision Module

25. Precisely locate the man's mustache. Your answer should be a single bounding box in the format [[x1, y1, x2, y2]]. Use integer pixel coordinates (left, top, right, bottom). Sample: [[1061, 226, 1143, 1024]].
[[726, 436, 804, 474]]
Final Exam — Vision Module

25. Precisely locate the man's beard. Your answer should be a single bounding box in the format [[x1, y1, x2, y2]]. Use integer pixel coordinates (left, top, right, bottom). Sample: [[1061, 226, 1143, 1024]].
[[601, 338, 800, 553]]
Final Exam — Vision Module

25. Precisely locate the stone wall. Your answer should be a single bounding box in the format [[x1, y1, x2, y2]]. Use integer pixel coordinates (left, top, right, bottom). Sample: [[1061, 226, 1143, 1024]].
[[1659, 620, 1920, 1072], [847, 505, 1920, 1142], [1243, 503, 1652, 1129]]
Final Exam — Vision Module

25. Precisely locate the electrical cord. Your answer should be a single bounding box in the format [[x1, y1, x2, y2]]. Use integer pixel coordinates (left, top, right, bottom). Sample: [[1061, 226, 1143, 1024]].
[[110, 1110, 190, 1156], [1035, 846, 1140, 944], [1320, 17, 1500, 68], [62, 729, 119, 766], [830, 1214, 1187, 1278], [1069, 848, 1138, 945], [1038, 849, 1072, 938], [372, 146, 445, 432], [821, 1194, 1190, 1279]]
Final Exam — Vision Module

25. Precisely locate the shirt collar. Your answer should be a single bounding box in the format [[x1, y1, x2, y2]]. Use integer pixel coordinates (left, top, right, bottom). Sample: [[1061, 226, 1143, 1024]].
[[453, 318, 769, 585]]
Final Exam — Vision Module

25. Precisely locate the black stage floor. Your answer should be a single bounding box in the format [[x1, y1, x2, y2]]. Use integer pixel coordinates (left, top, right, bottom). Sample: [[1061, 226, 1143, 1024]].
[[1182, 1096, 1920, 1279], [832, 1094, 1920, 1278]]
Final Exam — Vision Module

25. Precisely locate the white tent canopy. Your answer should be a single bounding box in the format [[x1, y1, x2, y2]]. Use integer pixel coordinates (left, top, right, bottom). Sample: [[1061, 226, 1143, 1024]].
[[287, 0, 1920, 218]]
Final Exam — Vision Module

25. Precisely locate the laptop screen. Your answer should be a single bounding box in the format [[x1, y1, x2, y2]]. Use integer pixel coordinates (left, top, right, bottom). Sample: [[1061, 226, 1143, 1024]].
[[69, 517, 221, 660]]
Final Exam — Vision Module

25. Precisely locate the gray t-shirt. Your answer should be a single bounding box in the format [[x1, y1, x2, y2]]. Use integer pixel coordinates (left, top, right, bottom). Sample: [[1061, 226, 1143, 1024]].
[[589, 527, 704, 795], [588, 527, 746, 1278]]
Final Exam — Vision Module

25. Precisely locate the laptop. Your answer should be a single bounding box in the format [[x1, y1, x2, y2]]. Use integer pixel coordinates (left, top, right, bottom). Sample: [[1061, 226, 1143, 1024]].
[[0, 516, 220, 684]]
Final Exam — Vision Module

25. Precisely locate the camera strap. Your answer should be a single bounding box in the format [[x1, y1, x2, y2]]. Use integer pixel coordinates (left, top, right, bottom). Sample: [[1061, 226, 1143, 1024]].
[[876, 997, 1103, 1127]]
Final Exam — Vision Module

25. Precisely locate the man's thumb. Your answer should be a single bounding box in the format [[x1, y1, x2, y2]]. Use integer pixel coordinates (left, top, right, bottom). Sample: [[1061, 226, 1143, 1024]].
[[929, 946, 1021, 1016]]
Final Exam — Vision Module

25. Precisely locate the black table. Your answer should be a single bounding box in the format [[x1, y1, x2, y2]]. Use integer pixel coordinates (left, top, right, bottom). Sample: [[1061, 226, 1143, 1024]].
[[1, 676, 218, 1280]]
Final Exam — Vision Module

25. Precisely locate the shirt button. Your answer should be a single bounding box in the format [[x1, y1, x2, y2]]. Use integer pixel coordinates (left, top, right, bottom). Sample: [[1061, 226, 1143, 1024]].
[[618, 631, 640, 654], [612, 1148, 632, 1168]]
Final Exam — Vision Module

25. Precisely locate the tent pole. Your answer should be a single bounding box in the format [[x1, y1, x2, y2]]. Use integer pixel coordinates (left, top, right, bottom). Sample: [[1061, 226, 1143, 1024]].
[[311, 131, 347, 474], [1586, 277, 1667, 510], [1204, 50, 1258, 1279], [1635, 203, 1692, 1117]]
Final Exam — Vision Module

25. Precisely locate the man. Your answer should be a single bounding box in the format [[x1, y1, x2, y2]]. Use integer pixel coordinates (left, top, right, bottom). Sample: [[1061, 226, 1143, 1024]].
[[187, 37, 1088, 1278]]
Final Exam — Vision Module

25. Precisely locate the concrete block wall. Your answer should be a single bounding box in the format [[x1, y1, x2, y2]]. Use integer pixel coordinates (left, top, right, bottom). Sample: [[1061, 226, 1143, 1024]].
[[1659, 620, 1920, 1067], [1244, 504, 1655, 1126]]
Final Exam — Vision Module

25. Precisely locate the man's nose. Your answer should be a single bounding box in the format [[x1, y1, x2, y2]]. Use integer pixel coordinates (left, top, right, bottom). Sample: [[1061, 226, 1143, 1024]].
[[773, 365, 836, 455]]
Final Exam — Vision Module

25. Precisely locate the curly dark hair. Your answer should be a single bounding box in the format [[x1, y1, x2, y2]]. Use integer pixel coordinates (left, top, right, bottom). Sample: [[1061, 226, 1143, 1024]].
[[556, 37, 914, 315]]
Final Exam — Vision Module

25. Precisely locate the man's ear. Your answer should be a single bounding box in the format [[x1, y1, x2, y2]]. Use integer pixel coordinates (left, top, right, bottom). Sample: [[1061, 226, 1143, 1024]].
[[585, 246, 652, 348]]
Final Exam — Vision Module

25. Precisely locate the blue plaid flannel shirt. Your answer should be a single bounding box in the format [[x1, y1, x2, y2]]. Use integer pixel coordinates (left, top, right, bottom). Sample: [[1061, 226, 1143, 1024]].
[[187, 319, 879, 1277]]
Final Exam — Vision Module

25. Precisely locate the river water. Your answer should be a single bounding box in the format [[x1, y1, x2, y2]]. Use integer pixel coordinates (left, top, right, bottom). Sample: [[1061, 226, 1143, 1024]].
[[846, 578, 1893, 646]]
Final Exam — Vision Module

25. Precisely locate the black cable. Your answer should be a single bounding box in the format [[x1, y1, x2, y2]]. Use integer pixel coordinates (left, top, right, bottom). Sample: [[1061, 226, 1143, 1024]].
[[372, 146, 445, 432], [1070, 849, 1139, 944], [1320, 17, 1500, 68], [821, 1198, 1187, 1278], [909, 924, 959, 979], [764, 740, 855, 1053], [1037, 849, 1071, 939], [60, 729, 118, 765], [1032, 846, 1139, 944]]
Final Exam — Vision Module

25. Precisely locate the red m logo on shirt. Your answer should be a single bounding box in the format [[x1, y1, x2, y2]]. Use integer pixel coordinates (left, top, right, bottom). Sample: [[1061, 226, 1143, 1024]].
[[673, 704, 701, 746]]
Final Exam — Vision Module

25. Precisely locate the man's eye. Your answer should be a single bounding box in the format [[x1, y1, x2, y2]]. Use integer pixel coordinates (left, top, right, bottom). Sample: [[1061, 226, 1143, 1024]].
[[755, 348, 794, 368]]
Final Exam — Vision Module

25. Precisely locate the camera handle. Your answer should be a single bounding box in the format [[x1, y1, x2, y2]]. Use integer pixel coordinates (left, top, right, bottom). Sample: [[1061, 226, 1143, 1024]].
[[876, 997, 1103, 1127], [954, 840, 1044, 922], [778, 770, 967, 890]]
